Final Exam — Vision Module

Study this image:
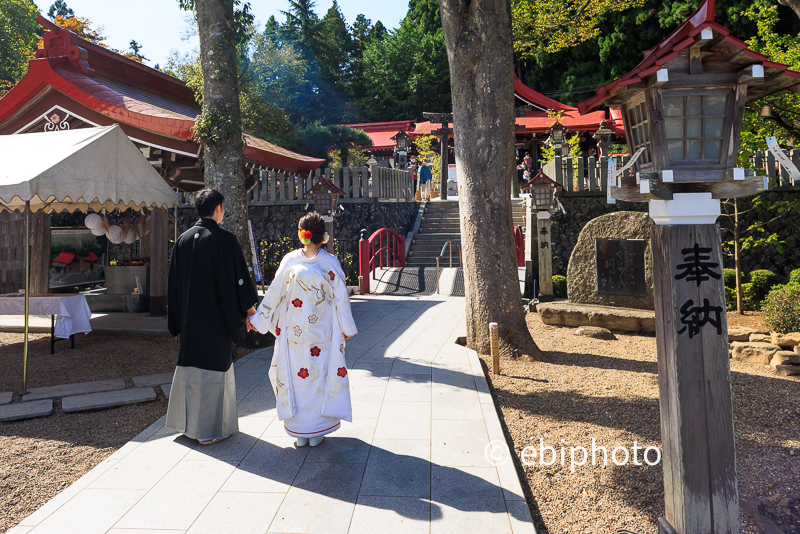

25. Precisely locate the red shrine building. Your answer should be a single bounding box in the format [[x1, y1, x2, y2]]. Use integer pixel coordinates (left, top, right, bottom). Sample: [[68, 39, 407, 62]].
[[345, 77, 625, 168], [0, 16, 324, 191]]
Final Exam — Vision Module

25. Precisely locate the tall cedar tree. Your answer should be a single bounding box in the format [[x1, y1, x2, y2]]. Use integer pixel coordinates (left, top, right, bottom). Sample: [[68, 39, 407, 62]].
[[179, 0, 254, 272], [440, 0, 546, 361]]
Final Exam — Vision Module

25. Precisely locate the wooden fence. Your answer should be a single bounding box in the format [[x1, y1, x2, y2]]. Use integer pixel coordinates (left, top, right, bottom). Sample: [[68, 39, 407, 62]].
[[542, 148, 800, 197], [178, 166, 414, 205]]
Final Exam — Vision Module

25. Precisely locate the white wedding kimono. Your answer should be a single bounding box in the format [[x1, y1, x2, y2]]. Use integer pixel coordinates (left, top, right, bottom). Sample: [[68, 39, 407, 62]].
[[250, 249, 358, 438]]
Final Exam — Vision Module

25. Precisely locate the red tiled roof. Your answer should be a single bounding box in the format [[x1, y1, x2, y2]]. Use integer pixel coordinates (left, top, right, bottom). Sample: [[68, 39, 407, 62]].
[[0, 17, 323, 172], [514, 76, 573, 111], [342, 121, 417, 150], [83, 251, 99, 262], [54, 251, 76, 264], [577, 0, 800, 114]]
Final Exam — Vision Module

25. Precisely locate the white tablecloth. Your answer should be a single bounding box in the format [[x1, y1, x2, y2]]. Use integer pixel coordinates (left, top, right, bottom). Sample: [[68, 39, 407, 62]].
[[0, 295, 92, 338]]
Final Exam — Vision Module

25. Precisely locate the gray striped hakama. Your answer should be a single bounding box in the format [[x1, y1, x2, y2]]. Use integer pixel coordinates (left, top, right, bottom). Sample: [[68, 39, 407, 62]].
[[165, 364, 238, 440]]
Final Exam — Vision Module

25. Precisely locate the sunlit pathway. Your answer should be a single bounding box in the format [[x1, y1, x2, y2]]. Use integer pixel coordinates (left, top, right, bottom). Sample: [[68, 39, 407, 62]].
[[9, 294, 536, 534]]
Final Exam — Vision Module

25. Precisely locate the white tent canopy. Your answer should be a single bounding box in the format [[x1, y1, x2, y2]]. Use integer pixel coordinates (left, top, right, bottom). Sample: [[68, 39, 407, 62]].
[[0, 124, 177, 212]]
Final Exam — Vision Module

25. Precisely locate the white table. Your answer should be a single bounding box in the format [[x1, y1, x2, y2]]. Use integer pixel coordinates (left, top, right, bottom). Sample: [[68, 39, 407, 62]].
[[0, 294, 92, 353]]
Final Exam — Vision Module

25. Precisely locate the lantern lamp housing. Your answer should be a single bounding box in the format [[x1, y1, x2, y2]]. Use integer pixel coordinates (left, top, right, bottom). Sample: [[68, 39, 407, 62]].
[[521, 170, 563, 210], [575, 0, 800, 202], [308, 178, 347, 217]]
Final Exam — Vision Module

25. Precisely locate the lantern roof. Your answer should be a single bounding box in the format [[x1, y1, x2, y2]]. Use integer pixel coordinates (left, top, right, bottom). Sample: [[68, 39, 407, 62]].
[[521, 170, 563, 190], [308, 178, 347, 197], [576, 0, 800, 114]]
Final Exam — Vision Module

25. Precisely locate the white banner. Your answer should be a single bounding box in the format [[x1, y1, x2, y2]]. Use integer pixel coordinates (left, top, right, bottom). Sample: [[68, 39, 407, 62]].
[[766, 136, 799, 182]]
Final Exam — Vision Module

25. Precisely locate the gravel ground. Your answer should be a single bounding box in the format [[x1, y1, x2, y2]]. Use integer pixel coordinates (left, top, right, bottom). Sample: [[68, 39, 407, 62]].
[[478, 312, 799, 534], [0, 332, 257, 533]]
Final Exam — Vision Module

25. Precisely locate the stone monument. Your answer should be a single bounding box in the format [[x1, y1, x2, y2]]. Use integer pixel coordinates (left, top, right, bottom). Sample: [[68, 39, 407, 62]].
[[566, 211, 654, 310]]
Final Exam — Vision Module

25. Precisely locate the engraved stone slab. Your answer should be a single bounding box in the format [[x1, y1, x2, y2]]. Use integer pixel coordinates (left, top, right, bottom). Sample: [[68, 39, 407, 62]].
[[566, 211, 654, 310], [62, 387, 157, 413], [0, 399, 53, 422], [596, 239, 647, 297], [22, 379, 126, 402]]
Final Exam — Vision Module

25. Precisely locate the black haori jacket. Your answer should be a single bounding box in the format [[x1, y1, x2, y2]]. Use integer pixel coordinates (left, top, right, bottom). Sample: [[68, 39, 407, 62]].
[[168, 218, 259, 372]]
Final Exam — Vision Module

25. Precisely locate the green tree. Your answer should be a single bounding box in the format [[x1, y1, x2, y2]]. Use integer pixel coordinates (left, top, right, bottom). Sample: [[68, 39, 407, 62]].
[[47, 0, 73, 18], [359, 14, 451, 120], [0, 0, 40, 96], [316, 0, 352, 88]]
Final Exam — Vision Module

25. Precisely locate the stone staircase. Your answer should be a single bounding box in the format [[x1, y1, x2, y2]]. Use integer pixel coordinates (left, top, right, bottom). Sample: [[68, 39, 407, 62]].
[[406, 198, 526, 268], [407, 201, 462, 267]]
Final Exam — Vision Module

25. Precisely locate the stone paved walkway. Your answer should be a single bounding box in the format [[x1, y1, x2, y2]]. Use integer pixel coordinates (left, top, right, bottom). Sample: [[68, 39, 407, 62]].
[[8, 295, 536, 534]]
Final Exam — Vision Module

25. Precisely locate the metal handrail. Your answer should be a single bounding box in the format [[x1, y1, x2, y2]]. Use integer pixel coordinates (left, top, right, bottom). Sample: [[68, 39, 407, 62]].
[[435, 240, 462, 294]]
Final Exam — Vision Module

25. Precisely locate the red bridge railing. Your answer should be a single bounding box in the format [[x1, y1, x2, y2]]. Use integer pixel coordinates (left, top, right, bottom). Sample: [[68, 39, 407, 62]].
[[358, 228, 406, 294]]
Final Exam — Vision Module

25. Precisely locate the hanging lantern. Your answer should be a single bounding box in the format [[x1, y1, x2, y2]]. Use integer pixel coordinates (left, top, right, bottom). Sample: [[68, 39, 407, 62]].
[[84, 213, 102, 230]]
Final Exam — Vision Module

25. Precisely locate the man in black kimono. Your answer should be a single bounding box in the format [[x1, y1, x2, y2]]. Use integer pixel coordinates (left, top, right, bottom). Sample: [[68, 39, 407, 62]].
[[166, 188, 259, 444]]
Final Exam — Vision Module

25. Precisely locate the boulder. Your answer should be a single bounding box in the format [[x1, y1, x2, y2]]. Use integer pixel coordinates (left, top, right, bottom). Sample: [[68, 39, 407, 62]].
[[770, 332, 800, 348], [727, 327, 763, 343], [574, 326, 616, 340], [749, 333, 771, 343], [775, 365, 800, 377], [566, 212, 654, 310], [730, 342, 782, 365], [770, 351, 800, 367]]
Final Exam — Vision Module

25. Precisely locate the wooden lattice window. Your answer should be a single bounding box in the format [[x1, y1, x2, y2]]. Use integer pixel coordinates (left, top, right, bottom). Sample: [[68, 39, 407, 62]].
[[663, 92, 728, 164], [626, 98, 653, 166]]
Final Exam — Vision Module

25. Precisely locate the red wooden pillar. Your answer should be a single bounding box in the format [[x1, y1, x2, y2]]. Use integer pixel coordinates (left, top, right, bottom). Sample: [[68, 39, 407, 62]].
[[358, 234, 370, 294]]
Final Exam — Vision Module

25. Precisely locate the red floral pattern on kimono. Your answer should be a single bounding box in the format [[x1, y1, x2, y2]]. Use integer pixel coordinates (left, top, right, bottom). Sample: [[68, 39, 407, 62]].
[[275, 327, 281, 336], [297, 368, 309, 379], [292, 298, 303, 308], [310, 346, 321, 357], [337, 367, 347, 378], [329, 271, 335, 281], [308, 314, 318, 324]]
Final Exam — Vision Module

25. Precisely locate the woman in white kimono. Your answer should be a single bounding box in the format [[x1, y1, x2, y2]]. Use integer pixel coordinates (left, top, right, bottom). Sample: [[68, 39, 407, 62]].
[[248, 213, 358, 447]]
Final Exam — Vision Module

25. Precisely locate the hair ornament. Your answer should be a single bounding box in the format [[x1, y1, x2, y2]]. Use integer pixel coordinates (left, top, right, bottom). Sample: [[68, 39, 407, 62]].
[[299, 230, 313, 245], [321, 232, 330, 245]]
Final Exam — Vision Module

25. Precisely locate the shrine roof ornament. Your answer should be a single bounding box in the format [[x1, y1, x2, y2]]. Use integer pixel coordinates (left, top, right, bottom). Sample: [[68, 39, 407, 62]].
[[308, 178, 347, 197], [576, 0, 800, 115]]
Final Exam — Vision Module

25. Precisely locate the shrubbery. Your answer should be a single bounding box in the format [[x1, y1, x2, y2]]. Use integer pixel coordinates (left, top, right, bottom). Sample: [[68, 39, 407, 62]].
[[723, 268, 736, 288], [762, 284, 800, 334], [725, 286, 737, 311], [790, 268, 800, 286], [748, 269, 779, 302], [552, 275, 567, 298]]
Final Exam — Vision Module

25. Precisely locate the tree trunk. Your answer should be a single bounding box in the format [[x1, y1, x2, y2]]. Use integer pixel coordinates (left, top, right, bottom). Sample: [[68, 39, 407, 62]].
[[440, 0, 546, 362], [195, 0, 253, 271], [778, 0, 800, 22], [734, 199, 743, 315]]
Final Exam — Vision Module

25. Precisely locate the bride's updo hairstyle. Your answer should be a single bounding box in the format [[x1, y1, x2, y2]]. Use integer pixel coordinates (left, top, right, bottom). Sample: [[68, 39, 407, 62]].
[[298, 212, 327, 245]]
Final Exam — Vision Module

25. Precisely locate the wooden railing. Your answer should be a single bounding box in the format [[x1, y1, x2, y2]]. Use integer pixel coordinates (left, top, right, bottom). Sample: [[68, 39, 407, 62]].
[[178, 166, 415, 205], [542, 148, 800, 197], [358, 228, 406, 294]]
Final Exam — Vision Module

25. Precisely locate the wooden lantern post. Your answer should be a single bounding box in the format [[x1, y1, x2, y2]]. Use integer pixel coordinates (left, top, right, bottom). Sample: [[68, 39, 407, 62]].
[[423, 112, 453, 200], [576, 1, 800, 532], [522, 170, 562, 302], [308, 178, 347, 245]]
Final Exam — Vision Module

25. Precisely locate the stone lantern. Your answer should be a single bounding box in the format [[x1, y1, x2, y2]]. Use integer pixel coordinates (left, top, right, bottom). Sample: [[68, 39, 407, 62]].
[[577, 1, 800, 533], [521, 170, 563, 301], [308, 177, 347, 244], [392, 131, 410, 167], [549, 121, 566, 157]]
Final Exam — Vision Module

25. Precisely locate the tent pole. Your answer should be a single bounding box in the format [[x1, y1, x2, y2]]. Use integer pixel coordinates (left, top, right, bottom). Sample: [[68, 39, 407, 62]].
[[23, 200, 30, 394]]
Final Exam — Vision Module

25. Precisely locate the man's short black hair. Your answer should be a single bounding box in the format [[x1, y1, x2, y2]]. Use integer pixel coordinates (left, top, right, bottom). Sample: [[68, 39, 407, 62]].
[[195, 188, 225, 218]]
